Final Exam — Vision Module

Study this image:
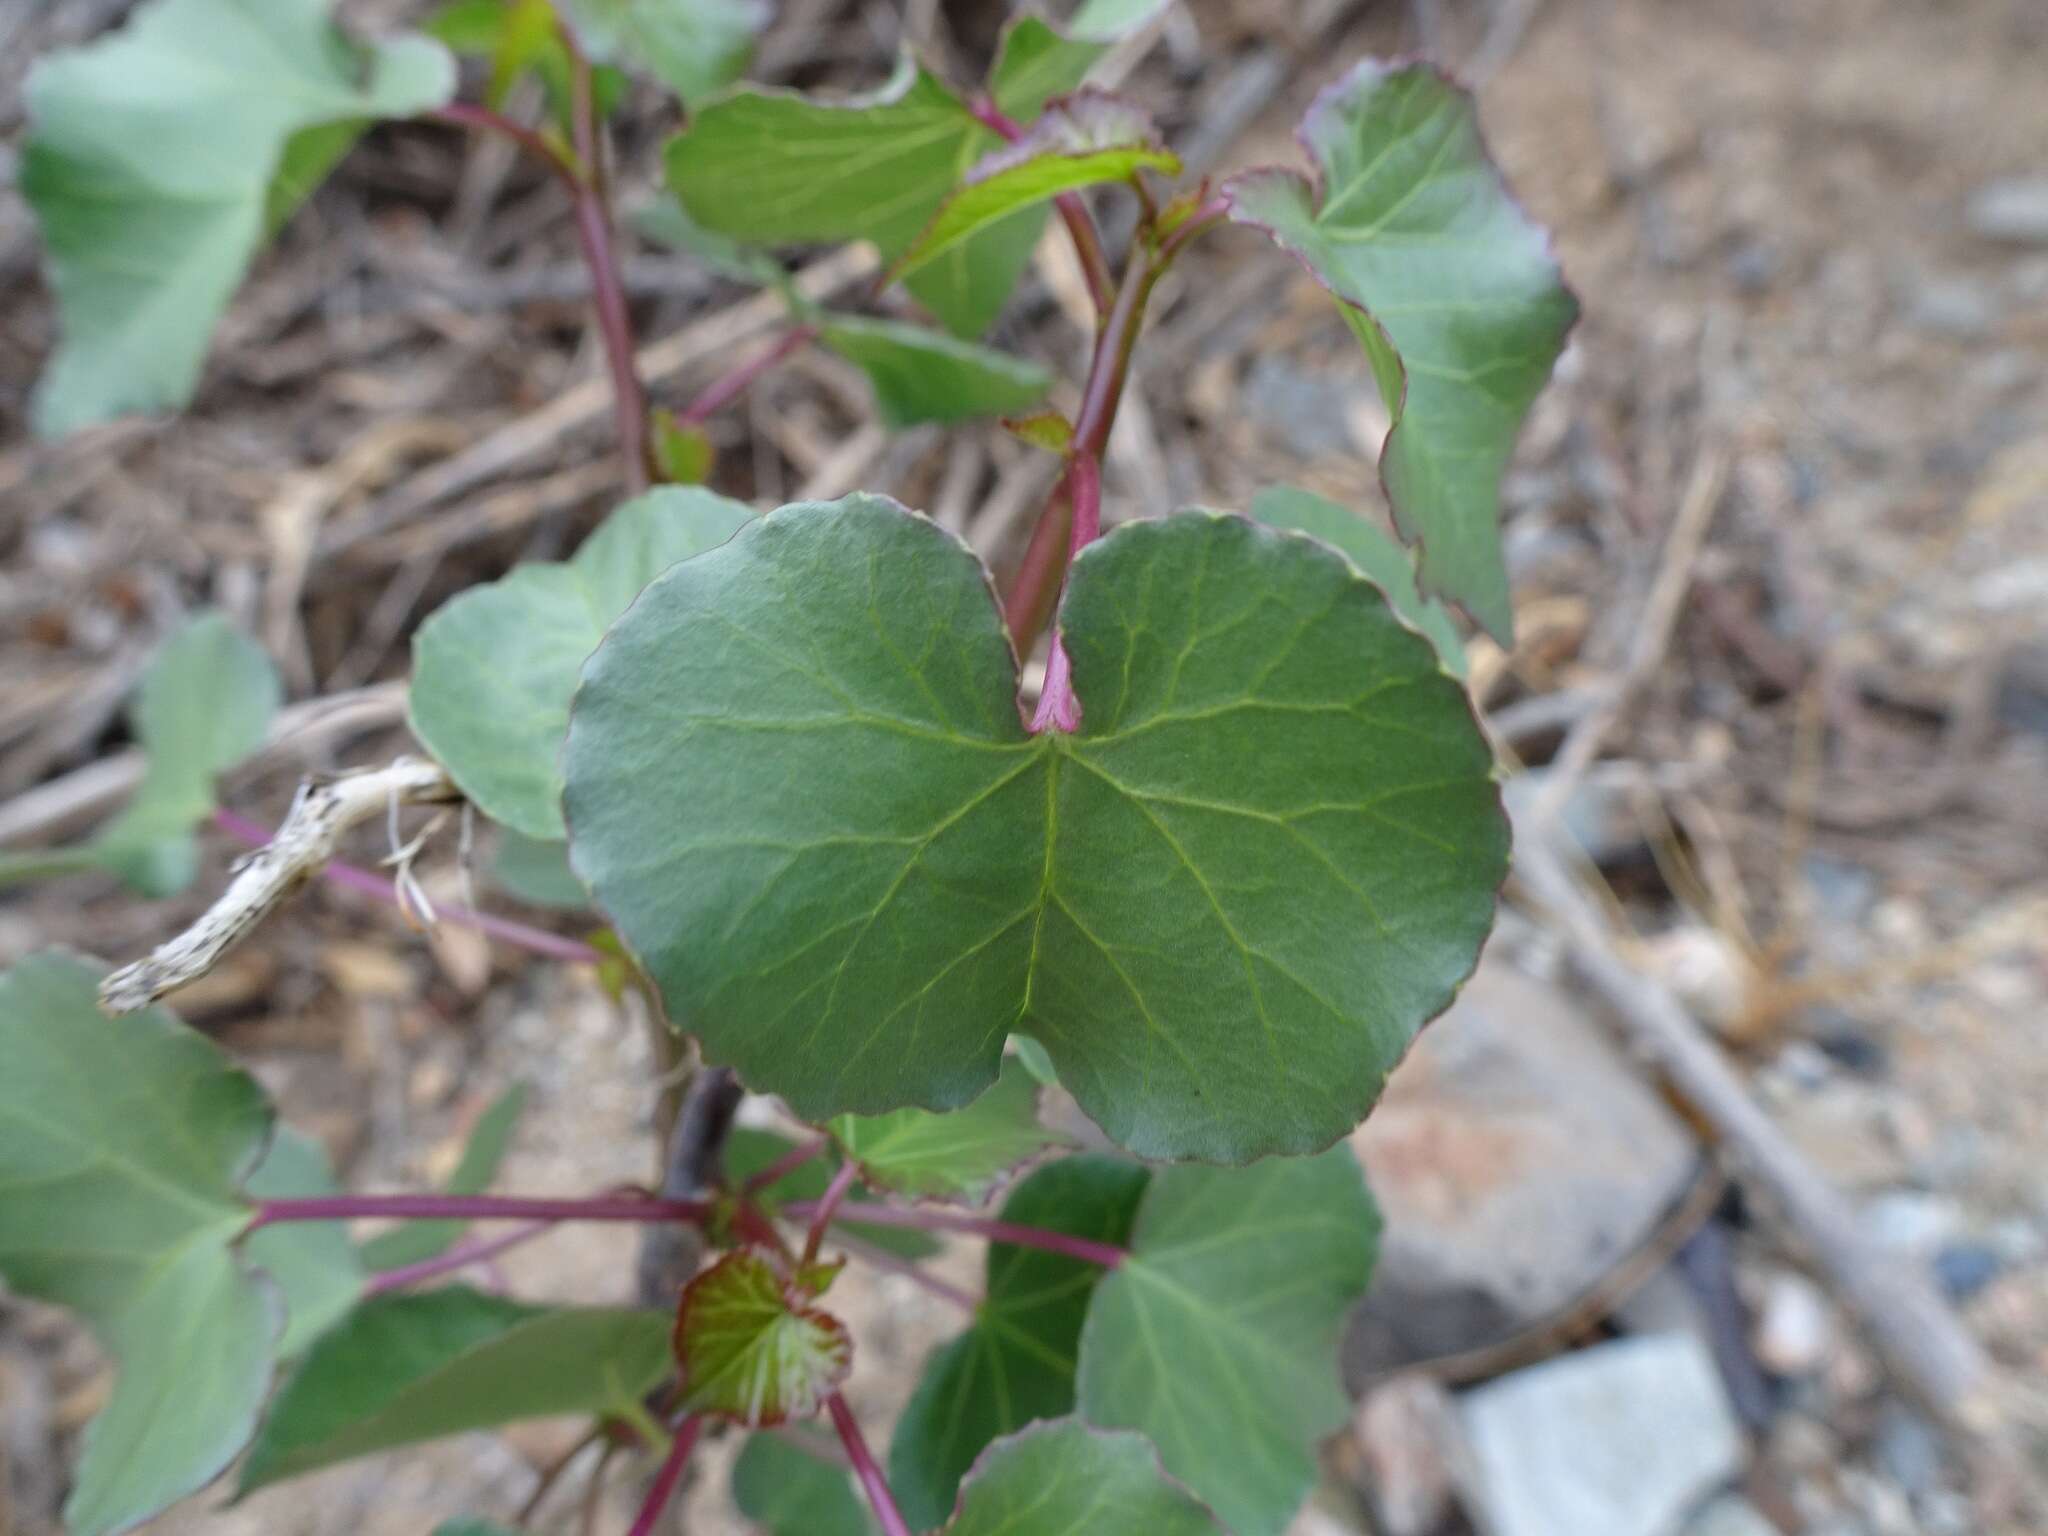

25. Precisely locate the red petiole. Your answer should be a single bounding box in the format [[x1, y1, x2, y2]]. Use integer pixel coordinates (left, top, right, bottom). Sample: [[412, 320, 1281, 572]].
[[829, 1393, 913, 1536]]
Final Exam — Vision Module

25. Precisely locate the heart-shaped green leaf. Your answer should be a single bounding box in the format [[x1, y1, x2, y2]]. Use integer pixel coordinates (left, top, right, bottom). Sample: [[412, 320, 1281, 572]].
[[0, 952, 278, 1536], [1077, 1145, 1380, 1536], [674, 1249, 852, 1426], [984, 1, 1172, 124], [945, 1420, 1221, 1536], [565, 497, 1504, 1163], [830, 1058, 1070, 1206], [891, 91, 1179, 286], [557, 0, 764, 101], [409, 487, 754, 839], [733, 1431, 875, 1536], [817, 317, 1053, 429], [1250, 485, 1468, 678], [1224, 62, 1577, 642], [243, 1130, 365, 1359], [240, 1288, 671, 1492], [358, 1083, 528, 1271], [22, 0, 454, 436], [889, 1155, 1149, 1531]]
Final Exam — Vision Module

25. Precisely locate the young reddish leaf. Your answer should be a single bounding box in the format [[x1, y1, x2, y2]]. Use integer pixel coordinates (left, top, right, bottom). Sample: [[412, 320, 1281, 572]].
[[888, 1156, 1149, 1530], [0, 952, 279, 1536], [816, 317, 1053, 428], [945, 1420, 1222, 1535], [891, 90, 1180, 286], [1224, 61, 1578, 643], [1250, 485, 1469, 679], [675, 1250, 853, 1426], [564, 498, 1505, 1164], [828, 1058, 1070, 1207], [22, 0, 455, 436], [409, 487, 754, 839], [1078, 1145, 1380, 1536]]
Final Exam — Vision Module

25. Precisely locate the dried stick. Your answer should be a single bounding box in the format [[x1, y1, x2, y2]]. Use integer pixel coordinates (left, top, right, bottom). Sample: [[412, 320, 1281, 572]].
[[1512, 832, 1999, 1433], [99, 757, 460, 1014]]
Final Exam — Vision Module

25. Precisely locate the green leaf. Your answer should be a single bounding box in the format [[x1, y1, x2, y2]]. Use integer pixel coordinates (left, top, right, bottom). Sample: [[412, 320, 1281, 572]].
[[1224, 62, 1577, 642], [22, 0, 455, 436], [733, 1432, 874, 1536], [985, 1, 1171, 123], [358, 1084, 528, 1271], [1010, 1036, 1059, 1087], [491, 828, 593, 909], [893, 91, 1178, 286], [409, 487, 754, 839], [243, 1130, 365, 1358], [675, 1250, 852, 1426], [652, 414, 718, 484], [945, 1420, 1221, 1536], [1078, 1146, 1379, 1536], [239, 1287, 670, 1491], [889, 1156, 1148, 1531], [1250, 485, 1468, 678], [564, 499, 1505, 1163], [0, 952, 277, 1536], [724, 1130, 941, 1260], [95, 611, 282, 894], [818, 316, 1052, 428], [559, 0, 764, 101], [665, 56, 1043, 337], [830, 1059, 1069, 1206], [425, 0, 627, 128]]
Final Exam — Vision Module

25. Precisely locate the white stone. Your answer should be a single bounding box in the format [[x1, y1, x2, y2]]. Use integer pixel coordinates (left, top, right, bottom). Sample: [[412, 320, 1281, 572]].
[[1458, 1334, 1743, 1536]]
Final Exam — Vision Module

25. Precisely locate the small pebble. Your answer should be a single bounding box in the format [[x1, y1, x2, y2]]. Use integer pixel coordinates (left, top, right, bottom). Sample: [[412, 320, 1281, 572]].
[[1753, 1270, 1834, 1376], [1931, 1243, 2000, 1301], [1968, 175, 2048, 244]]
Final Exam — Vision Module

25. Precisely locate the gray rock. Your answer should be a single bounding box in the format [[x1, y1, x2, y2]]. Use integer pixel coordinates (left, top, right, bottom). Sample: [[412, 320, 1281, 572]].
[[1347, 960, 1701, 1375], [1683, 1495, 1780, 1536], [1871, 1400, 1943, 1500], [1457, 1334, 1743, 1536], [1968, 177, 2048, 244], [1860, 1190, 1966, 1256], [1910, 277, 1999, 337]]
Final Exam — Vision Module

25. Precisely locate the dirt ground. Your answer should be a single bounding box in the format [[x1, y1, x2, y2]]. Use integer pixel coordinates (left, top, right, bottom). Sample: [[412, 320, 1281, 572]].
[[1, 0, 2045, 1532]]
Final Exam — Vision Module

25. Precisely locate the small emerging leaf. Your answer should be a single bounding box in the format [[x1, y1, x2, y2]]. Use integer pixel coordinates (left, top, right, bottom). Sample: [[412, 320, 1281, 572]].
[[240, 1288, 671, 1492], [674, 1249, 852, 1426], [1251, 486, 1469, 678], [358, 1084, 528, 1271], [888, 1155, 1148, 1530], [652, 413, 717, 484], [829, 1059, 1069, 1206], [733, 1432, 874, 1536], [1078, 1145, 1380, 1536], [945, 1420, 1221, 1536], [818, 316, 1052, 428], [409, 486, 754, 839], [892, 90, 1179, 285], [1224, 62, 1577, 641], [0, 952, 277, 1536], [1003, 411, 1074, 454], [23, 0, 455, 434]]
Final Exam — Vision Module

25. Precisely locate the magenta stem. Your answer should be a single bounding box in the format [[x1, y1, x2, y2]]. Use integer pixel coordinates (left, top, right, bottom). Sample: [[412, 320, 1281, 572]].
[[362, 1219, 555, 1296], [828, 1394, 913, 1536], [429, 102, 651, 490], [676, 324, 820, 425], [785, 1199, 1126, 1269], [1157, 195, 1230, 265], [833, 1231, 980, 1313], [243, 1192, 708, 1234], [965, 95, 1114, 315], [212, 810, 604, 966], [626, 1415, 702, 1536], [740, 1136, 828, 1196], [801, 1160, 861, 1268]]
